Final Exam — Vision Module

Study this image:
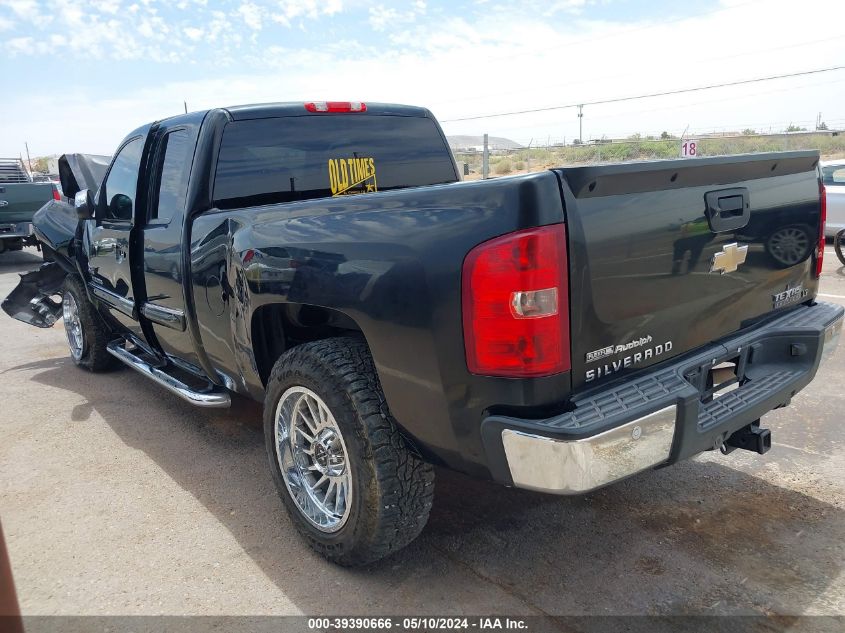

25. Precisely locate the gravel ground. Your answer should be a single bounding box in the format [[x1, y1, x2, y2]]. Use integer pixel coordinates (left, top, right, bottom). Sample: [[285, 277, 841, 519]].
[[0, 246, 842, 618]]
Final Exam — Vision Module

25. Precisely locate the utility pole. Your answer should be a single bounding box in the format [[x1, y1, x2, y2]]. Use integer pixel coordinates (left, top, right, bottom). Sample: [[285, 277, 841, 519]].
[[24, 142, 32, 174], [184, 101, 188, 114], [526, 138, 533, 173], [577, 104, 584, 143], [482, 133, 489, 180]]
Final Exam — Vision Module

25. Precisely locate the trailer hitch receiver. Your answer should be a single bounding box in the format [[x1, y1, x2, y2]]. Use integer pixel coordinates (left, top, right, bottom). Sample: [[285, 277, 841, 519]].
[[723, 421, 771, 455]]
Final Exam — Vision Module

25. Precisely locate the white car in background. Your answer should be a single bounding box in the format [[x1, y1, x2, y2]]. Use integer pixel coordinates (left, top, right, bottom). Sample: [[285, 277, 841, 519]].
[[822, 160, 845, 238]]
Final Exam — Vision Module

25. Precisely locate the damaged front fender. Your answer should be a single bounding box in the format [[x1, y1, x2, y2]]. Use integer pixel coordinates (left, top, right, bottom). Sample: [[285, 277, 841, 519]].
[[1, 152, 106, 328], [1, 262, 67, 328]]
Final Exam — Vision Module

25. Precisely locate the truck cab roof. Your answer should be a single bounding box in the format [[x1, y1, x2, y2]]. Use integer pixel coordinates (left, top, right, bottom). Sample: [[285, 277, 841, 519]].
[[144, 102, 434, 131], [223, 102, 433, 121]]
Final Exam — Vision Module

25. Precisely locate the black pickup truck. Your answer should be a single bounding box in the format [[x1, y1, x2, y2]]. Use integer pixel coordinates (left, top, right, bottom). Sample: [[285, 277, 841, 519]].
[[3, 102, 842, 565]]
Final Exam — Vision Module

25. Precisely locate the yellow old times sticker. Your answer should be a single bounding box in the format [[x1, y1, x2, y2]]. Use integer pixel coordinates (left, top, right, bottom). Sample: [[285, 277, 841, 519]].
[[328, 157, 377, 197]]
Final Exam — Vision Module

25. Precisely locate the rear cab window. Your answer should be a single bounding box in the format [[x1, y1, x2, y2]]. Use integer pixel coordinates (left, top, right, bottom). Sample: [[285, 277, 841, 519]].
[[822, 165, 845, 186], [212, 115, 458, 209]]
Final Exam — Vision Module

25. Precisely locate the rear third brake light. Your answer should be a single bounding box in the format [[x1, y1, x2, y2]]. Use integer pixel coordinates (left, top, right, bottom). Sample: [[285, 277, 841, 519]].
[[816, 179, 826, 278], [462, 224, 570, 377], [304, 101, 367, 113]]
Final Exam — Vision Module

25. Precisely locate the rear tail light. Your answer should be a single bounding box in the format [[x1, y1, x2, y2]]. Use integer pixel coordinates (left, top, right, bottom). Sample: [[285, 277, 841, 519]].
[[816, 179, 826, 278], [462, 224, 570, 377], [51, 184, 61, 201], [304, 101, 367, 113]]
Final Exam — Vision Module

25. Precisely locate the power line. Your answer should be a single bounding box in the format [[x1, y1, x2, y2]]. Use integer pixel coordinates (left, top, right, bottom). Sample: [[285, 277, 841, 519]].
[[577, 77, 845, 127], [431, 34, 843, 109], [441, 64, 845, 123]]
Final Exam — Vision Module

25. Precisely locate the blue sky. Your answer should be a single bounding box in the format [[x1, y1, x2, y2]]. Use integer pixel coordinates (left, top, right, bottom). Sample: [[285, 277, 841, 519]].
[[2, 0, 844, 157]]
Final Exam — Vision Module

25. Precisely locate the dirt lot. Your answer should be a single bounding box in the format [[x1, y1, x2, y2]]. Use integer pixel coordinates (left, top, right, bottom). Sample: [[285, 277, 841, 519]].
[[0, 246, 843, 618]]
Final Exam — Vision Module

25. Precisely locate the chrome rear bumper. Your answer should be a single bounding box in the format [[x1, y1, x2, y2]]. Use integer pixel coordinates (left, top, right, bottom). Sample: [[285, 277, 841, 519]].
[[502, 406, 676, 494], [485, 301, 844, 495]]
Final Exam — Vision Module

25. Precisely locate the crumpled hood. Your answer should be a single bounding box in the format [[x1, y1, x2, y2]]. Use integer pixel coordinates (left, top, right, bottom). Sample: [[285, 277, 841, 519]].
[[58, 153, 110, 199]]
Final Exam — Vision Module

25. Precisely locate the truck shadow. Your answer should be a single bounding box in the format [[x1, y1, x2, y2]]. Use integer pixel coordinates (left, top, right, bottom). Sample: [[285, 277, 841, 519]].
[[0, 249, 43, 274], [14, 356, 845, 617]]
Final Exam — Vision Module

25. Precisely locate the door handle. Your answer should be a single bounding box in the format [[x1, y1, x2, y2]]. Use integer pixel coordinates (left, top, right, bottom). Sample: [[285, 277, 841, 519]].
[[704, 187, 750, 233]]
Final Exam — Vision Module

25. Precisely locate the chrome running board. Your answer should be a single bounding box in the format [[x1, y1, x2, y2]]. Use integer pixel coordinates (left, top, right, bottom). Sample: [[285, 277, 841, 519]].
[[106, 341, 231, 408]]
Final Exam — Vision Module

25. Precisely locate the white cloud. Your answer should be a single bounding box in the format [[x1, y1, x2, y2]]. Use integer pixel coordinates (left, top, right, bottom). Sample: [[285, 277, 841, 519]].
[[7, 35, 32, 53], [4, 0, 38, 19], [272, 0, 344, 27], [369, 1, 427, 32], [323, 0, 343, 16], [183, 26, 203, 41], [91, 0, 122, 15], [368, 5, 398, 31], [238, 2, 263, 30], [0, 0, 350, 59], [137, 15, 170, 39]]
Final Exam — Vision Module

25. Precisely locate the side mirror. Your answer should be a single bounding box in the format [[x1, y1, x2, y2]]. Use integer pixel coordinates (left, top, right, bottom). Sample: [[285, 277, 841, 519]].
[[110, 194, 132, 221], [74, 189, 95, 220]]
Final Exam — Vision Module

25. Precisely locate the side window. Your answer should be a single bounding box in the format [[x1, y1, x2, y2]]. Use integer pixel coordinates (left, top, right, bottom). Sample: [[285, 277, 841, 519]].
[[153, 130, 192, 223], [101, 137, 143, 221]]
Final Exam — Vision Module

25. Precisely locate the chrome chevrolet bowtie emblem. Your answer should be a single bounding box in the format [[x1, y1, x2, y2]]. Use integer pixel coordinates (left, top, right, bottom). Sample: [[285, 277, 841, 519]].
[[710, 242, 748, 274]]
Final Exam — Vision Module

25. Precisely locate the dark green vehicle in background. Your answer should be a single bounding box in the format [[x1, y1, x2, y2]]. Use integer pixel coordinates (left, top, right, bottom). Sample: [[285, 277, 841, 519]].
[[0, 158, 60, 254]]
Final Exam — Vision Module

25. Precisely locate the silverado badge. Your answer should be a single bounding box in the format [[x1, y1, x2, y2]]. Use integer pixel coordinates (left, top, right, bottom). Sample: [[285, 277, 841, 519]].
[[710, 242, 748, 274]]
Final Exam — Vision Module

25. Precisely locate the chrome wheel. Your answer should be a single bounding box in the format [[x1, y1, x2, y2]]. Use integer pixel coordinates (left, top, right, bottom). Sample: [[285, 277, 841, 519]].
[[768, 226, 810, 266], [62, 292, 84, 361], [274, 386, 352, 533]]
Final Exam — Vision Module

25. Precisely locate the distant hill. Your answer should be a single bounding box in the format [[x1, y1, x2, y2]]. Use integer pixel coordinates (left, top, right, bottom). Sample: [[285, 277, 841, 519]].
[[447, 135, 523, 150]]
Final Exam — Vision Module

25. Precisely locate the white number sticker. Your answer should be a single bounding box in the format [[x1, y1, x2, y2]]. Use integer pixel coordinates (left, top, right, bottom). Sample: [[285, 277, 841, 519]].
[[680, 139, 698, 158]]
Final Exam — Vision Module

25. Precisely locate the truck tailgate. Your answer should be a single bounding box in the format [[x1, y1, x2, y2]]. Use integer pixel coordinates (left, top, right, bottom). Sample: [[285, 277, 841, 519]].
[[0, 183, 55, 224], [556, 151, 822, 390]]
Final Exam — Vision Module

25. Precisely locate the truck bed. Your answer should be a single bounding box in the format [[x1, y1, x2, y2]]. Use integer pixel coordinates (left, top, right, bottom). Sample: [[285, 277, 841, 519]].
[[557, 151, 822, 391]]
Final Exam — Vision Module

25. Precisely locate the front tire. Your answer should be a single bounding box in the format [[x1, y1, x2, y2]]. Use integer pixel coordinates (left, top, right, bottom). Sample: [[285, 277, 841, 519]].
[[264, 337, 434, 566], [61, 276, 116, 371]]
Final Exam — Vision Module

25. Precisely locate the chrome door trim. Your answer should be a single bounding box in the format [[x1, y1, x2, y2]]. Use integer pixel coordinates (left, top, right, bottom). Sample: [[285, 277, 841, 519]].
[[89, 283, 135, 318], [141, 302, 186, 331]]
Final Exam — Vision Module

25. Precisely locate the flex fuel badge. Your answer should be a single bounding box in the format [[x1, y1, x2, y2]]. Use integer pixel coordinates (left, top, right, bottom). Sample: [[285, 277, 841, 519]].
[[772, 283, 808, 309], [328, 157, 377, 197]]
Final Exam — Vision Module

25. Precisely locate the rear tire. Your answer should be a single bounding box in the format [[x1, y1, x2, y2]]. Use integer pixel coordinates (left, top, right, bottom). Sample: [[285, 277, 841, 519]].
[[835, 230, 845, 267], [263, 337, 434, 566], [61, 276, 116, 372], [766, 224, 813, 268]]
